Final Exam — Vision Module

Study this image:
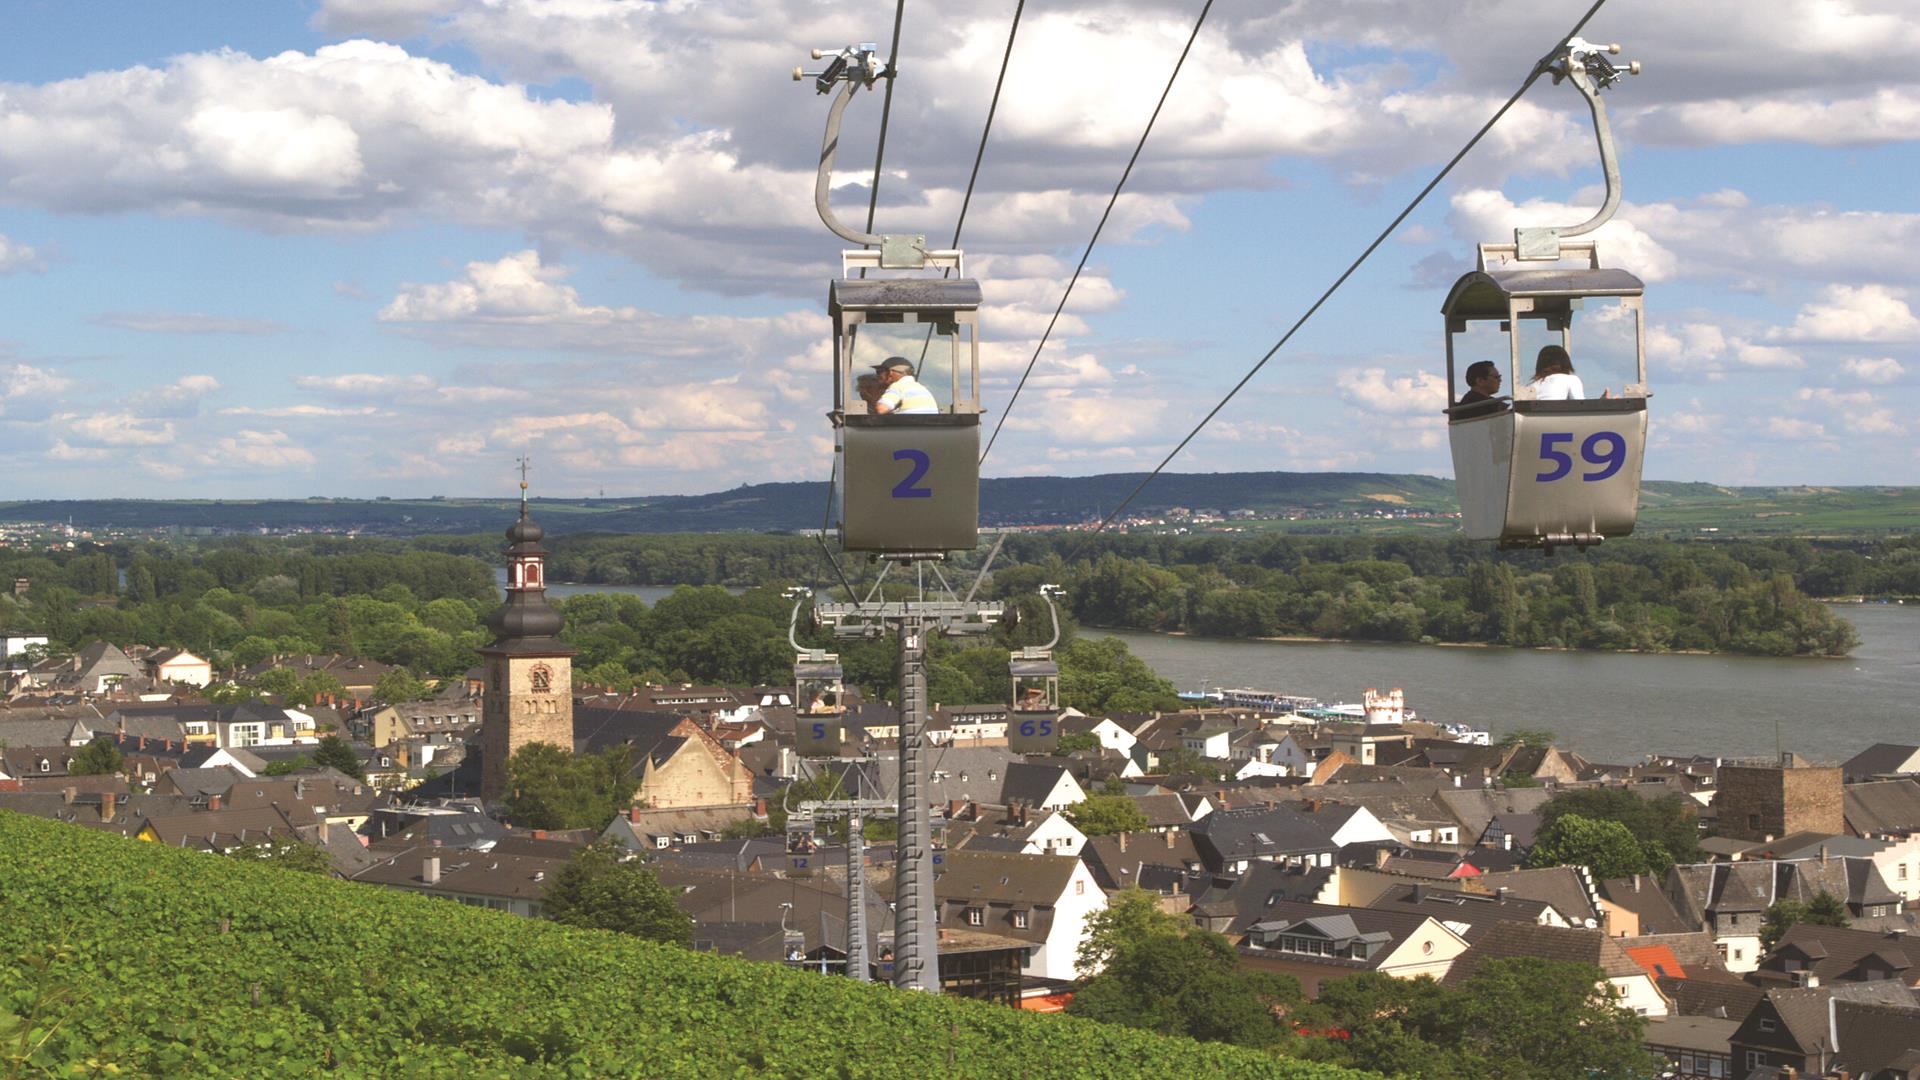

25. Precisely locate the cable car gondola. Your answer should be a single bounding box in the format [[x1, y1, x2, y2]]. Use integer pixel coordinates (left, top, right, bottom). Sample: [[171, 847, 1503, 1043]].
[[786, 587, 848, 757], [1005, 585, 1064, 753], [798, 44, 983, 556], [1442, 39, 1647, 552]]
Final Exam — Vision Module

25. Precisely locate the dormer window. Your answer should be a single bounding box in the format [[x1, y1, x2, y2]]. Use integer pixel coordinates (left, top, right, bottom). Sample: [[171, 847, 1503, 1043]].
[[967, 907, 983, 926]]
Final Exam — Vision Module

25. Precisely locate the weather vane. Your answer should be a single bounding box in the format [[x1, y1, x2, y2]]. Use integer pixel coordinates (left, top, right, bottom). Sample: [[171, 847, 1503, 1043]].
[[516, 454, 531, 502]]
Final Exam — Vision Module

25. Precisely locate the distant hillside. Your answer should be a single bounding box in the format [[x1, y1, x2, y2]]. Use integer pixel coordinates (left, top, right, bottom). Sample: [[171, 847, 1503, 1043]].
[[0, 473, 1912, 538]]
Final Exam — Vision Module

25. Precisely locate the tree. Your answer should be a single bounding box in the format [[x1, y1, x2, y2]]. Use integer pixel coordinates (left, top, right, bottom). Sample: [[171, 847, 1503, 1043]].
[[262, 756, 314, 777], [1451, 957, 1659, 1079], [1076, 887, 1191, 976], [67, 739, 124, 777], [1540, 786, 1701, 868], [309, 735, 366, 781], [1068, 921, 1299, 1048], [1496, 728, 1557, 749], [1761, 892, 1850, 950], [542, 840, 692, 946], [1526, 813, 1670, 880], [373, 667, 430, 703], [229, 837, 336, 874], [1054, 732, 1100, 755], [503, 743, 635, 831], [1064, 795, 1150, 838]]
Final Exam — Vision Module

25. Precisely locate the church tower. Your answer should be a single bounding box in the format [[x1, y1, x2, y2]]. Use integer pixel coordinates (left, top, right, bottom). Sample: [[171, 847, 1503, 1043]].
[[480, 469, 574, 803]]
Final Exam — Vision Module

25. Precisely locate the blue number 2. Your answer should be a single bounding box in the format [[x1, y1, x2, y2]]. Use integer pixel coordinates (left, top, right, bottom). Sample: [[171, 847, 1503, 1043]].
[[1536, 433, 1573, 481], [891, 449, 933, 498]]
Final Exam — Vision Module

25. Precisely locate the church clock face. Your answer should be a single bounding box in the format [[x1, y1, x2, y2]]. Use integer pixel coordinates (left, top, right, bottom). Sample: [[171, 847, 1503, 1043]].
[[529, 664, 554, 693]]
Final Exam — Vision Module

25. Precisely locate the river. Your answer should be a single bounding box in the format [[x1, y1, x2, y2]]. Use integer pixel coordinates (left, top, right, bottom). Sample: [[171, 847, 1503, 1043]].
[[502, 571, 1915, 762], [1093, 606, 1919, 762]]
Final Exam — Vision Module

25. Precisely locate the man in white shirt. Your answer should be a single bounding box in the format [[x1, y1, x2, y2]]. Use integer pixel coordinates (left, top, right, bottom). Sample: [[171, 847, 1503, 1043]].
[[871, 357, 939, 415]]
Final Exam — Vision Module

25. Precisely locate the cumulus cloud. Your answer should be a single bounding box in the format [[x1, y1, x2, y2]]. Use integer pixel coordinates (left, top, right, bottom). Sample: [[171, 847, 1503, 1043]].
[[208, 429, 317, 469], [378, 250, 817, 353], [54, 412, 177, 447], [1842, 357, 1907, 383], [1766, 418, 1828, 440], [0, 234, 46, 275], [1774, 284, 1920, 344], [1336, 367, 1448, 415]]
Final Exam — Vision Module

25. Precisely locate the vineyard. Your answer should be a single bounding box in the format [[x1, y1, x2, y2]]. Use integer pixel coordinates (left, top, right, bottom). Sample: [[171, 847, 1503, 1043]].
[[0, 812, 1373, 1078]]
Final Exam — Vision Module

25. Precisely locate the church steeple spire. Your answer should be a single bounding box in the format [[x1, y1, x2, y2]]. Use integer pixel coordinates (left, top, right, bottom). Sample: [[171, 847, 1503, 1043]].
[[487, 459, 565, 647], [480, 458, 574, 804]]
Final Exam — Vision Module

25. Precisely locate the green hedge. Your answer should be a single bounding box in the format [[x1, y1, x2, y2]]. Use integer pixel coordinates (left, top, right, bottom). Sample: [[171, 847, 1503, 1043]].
[[0, 812, 1373, 1078]]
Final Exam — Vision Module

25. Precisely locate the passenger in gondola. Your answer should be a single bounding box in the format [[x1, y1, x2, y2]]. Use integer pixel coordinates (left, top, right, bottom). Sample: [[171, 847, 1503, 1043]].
[[871, 356, 938, 415], [1458, 360, 1508, 411], [855, 373, 883, 409], [1528, 345, 1586, 400]]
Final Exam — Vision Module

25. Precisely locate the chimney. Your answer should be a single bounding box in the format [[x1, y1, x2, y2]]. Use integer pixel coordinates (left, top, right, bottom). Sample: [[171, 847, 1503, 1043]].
[[1118, 832, 1128, 853], [318, 820, 330, 844], [137, 735, 145, 750], [1412, 884, 1428, 903], [423, 857, 441, 885], [1305, 798, 1321, 813], [533, 829, 549, 841], [1819, 844, 1828, 864], [1496, 887, 1509, 901], [753, 797, 768, 817], [62, 786, 77, 804], [208, 794, 222, 811], [100, 792, 117, 823], [1633, 875, 1642, 893], [1165, 830, 1177, 850]]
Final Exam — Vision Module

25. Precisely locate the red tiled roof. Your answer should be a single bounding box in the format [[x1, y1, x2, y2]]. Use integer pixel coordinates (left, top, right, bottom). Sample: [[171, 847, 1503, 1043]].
[[1625, 944, 1686, 981]]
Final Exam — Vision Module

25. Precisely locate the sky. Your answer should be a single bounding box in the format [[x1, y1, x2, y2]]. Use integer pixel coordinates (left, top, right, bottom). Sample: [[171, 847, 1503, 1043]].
[[0, 0, 1915, 499]]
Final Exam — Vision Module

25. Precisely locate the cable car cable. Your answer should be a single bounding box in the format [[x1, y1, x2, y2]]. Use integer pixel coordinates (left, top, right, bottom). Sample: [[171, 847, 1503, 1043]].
[[979, 0, 1214, 466], [857, 0, 910, 280], [1061, 0, 1614, 561], [951, 0, 1025, 254]]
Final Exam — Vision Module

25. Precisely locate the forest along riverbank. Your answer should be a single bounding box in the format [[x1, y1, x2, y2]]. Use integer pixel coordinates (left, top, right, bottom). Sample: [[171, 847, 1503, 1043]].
[[1093, 604, 1918, 762]]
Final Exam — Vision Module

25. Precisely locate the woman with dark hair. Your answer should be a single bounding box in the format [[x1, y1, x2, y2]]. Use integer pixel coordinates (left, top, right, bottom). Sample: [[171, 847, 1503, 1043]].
[[1529, 344, 1586, 400]]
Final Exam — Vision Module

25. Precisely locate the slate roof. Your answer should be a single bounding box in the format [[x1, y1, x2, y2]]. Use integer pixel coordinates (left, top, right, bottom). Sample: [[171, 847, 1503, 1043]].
[[999, 762, 1075, 807], [1736, 982, 1918, 1059], [1243, 901, 1447, 972], [1364, 882, 1552, 941], [1471, 866, 1601, 926], [1442, 922, 1649, 985], [364, 809, 508, 851], [1192, 804, 1340, 871], [926, 850, 1083, 948], [1757, 924, 1920, 987], [1832, 997, 1920, 1076], [1185, 861, 1335, 935], [352, 843, 566, 902], [1842, 743, 1920, 782], [1640, 1015, 1740, 1055], [1657, 972, 1765, 1019], [1598, 874, 1694, 934], [138, 806, 301, 849], [155, 766, 245, 798], [1846, 779, 1920, 837], [1077, 830, 1207, 893]]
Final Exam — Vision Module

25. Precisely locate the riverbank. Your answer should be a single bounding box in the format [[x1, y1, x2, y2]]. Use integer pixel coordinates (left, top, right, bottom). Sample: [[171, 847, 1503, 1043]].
[[1091, 603, 1916, 760], [1093, 626, 1835, 660]]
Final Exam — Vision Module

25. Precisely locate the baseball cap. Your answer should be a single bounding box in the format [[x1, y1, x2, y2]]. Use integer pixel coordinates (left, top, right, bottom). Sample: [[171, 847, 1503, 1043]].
[[871, 357, 914, 374]]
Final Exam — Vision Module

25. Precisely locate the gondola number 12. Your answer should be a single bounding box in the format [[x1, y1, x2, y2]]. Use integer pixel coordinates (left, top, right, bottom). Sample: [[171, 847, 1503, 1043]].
[[1536, 432, 1626, 482]]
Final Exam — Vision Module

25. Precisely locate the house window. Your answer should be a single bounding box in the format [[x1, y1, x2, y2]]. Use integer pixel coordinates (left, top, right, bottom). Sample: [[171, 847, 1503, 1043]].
[[1745, 1051, 1763, 1070], [1422, 940, 1434, 955], [1732, 948, 1743, 961], [38, 758, 51, 773], [1747, 814, 1761, 830], [967, 908, 983, 926], [1901, 864, 1910, 880], [1013, 912, 1028, 930]]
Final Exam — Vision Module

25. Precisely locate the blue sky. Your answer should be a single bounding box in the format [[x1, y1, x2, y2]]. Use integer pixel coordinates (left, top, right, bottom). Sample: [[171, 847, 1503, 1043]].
[[0, 0, 1915, 498]]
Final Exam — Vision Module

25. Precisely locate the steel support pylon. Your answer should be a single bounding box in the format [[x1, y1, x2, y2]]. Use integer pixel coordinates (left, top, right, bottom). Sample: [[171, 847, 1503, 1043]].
[[846, 808, 869, 982], [893, 613, 937, 991]]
